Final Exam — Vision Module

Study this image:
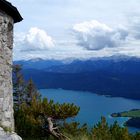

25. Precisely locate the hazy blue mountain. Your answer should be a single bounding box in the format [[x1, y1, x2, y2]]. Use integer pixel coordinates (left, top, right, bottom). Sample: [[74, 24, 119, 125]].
[[45, 58, 140, 74], [14, 56, 140, 100], [14, 56, 140, 74], [14, 58, 64, 70]]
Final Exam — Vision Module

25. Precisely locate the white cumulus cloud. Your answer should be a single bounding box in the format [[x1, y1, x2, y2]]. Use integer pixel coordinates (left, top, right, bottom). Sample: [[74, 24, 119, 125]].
[[73, 20, 128, 50], [15, 27, 55, 52], [127, 15, 140, 40]]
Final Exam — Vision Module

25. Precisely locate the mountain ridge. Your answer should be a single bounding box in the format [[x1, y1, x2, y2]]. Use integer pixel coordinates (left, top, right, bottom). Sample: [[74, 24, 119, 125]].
[[14, 55, 140, 100]]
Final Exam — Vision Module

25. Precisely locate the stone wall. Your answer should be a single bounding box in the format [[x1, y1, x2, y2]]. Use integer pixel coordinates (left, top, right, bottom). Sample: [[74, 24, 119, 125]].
[[0, 10, 14, 131]]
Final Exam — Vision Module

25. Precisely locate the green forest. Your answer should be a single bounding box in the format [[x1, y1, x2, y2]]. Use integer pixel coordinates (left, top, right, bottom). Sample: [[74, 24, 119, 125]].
[[13, 65, 140, 140]]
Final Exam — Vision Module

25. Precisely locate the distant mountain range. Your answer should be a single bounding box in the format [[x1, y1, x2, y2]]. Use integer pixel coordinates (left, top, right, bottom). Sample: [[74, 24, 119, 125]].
[[14, 56, 140, 100]]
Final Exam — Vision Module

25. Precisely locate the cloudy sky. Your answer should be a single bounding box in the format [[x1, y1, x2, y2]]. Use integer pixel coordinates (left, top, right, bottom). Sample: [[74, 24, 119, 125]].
[[8, 0, 140, 60]]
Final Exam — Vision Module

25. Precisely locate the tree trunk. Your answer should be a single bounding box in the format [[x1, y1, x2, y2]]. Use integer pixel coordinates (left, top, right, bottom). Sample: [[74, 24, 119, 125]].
[[47, 117, 70, 140]]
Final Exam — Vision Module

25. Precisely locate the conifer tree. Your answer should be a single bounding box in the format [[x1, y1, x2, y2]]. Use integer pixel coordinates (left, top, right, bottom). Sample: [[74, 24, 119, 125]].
[[92, 117, 112, 140], [13, 65, 25, 109], [13, 65, 80, 139], [25, 79, 40, 105]]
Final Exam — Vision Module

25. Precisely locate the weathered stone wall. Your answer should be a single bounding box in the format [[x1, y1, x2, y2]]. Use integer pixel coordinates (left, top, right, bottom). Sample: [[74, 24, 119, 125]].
[[0, 10, 14, 131]]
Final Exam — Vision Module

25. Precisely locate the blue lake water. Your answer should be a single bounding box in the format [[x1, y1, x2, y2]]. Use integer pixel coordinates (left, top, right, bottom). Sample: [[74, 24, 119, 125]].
[[40, 89, 140, 132]]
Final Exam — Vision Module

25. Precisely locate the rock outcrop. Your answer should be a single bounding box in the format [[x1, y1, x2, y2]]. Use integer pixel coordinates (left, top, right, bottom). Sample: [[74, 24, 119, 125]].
[[0, 127, 22, 140]]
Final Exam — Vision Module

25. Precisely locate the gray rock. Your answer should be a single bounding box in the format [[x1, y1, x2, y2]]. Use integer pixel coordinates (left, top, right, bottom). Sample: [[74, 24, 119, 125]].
[[0, 127, 22, 140], [8, 133, 22, 140]]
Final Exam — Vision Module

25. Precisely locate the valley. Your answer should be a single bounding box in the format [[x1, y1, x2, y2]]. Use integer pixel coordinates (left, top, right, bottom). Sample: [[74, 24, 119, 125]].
[[14, 56, 140, 100]]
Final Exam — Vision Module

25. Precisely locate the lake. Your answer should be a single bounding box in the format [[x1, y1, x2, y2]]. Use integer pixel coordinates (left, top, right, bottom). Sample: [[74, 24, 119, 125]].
[[40, 89, 140, 132]]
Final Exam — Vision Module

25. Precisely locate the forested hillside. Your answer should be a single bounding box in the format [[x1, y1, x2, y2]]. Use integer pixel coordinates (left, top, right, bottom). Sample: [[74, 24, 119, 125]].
[[15, 56, 140, 100]]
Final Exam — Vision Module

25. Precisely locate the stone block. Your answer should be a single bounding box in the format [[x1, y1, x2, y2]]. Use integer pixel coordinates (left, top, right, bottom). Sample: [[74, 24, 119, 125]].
[[1, 121, 11, 129], [4, 111, 12, 119], [0, 90, 4, 98]]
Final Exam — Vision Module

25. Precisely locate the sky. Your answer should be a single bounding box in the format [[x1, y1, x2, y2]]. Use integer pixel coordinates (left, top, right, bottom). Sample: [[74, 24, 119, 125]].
[[8, 0, 140, 60]]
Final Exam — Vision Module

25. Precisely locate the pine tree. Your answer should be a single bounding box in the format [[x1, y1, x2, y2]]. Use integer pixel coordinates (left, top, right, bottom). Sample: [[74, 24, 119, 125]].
[[92, 117, 112, 140], [25, 79, 41, 105], [13, 65, 80, 139], [13, 65, 25, 109]]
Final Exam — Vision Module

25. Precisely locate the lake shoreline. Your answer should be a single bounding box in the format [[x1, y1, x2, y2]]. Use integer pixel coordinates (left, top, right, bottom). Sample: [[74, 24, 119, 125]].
[[40, 88, 140, 133], [39, 88, 140, 101], [111, 109, 140, 129]]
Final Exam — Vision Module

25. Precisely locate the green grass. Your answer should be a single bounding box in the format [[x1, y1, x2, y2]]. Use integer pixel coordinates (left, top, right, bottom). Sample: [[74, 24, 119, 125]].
[[120, 109, 140, 117], [111, 109, 140, 118]]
